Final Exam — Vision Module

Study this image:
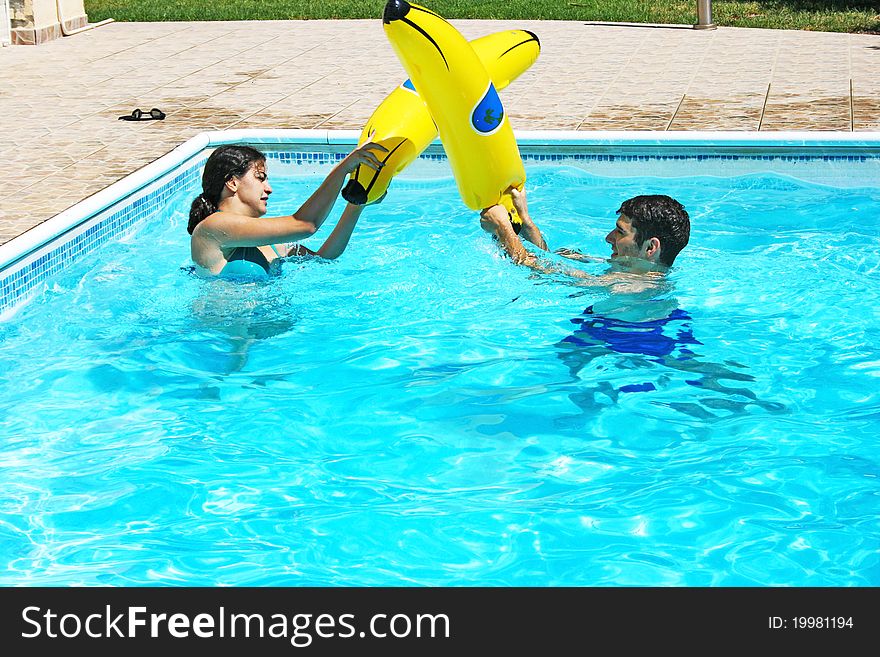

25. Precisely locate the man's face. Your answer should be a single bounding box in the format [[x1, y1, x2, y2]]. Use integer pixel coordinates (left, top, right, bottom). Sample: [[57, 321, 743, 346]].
[[605, 214, 645, 259]]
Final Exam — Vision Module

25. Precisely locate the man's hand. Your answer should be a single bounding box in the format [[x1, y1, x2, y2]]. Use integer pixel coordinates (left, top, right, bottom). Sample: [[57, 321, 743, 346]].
[[480, 203, 535, 265], [509, 186, 529, 220], [508, 186, 547, 251], [479, 204, 513, 236]]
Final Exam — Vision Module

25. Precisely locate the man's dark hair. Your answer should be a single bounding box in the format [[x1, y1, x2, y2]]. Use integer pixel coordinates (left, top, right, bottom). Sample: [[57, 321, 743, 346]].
[[617, 195, 690, 266]]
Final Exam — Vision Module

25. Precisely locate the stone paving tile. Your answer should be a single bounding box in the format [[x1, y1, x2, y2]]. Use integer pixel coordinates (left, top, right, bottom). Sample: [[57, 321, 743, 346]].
[[1, 19, 879, 247], [670, 29, 776, 132], [669, 96, 766, 131], [234, 111, 334, 131], [762, 95, 852, 131], [853, 97, 880, 131], [319, 98, 392, 130], [581, 104, 684, 131]]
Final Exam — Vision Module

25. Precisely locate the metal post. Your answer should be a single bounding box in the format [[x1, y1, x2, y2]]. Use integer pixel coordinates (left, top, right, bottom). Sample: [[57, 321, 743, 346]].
[[694, 0, 716, 30], [1, 0, 11, 46]]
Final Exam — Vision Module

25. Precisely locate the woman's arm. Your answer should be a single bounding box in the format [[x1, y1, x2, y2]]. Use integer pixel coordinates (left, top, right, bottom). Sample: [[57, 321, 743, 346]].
[[270, 204, 365, 260], [293, 142, 386, 230], [191, 143, 386, 264], [314, 203, 365, 260], [193, 212, 320, 250]]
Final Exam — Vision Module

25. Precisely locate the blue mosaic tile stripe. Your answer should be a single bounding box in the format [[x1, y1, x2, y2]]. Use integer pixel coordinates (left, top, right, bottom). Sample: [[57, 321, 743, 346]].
[[415, 152, 875, 163], [268, 150, 876, 165], [0, 163, 202, 318], [267, 151, 348, 165], [531, 154, 872, 163], [2, 147, 879, 318]]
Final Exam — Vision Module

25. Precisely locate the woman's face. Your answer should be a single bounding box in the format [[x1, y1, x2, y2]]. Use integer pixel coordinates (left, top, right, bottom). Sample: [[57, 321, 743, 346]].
[[232, 160, 272, 216]]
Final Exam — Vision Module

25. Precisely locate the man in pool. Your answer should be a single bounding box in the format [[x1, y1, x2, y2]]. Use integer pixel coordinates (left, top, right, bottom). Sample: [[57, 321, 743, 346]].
[[480, 188, 690, 279], [483, 188, 707, 405]]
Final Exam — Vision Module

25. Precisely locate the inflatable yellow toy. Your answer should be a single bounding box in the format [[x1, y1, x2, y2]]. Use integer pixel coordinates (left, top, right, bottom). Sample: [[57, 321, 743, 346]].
[[342, 0, 539, 221], [376, 0, 529, 222]]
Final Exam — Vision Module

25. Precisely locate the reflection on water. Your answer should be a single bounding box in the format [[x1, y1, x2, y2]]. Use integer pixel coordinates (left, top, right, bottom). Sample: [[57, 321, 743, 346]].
[[2, 165, 878, 587], [189, 275, 301, 379], [555, 290, 787, 420]]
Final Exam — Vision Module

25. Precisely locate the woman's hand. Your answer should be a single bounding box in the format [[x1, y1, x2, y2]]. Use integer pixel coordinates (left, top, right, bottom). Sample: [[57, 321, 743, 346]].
[[293, 141, 389, 230], [340, 141, 388, 174]]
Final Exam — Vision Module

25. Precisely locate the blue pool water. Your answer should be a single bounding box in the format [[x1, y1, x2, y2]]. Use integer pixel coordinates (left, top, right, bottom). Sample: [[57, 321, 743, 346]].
[[1, 161, 879, 586]]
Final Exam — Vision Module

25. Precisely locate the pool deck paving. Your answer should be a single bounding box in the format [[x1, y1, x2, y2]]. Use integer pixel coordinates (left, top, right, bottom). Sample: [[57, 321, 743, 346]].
[[0, 19, 878, 247]]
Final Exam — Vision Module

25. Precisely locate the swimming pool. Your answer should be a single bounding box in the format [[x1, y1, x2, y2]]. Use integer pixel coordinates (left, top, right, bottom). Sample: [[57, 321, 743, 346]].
[[1, 131, 879, 586]]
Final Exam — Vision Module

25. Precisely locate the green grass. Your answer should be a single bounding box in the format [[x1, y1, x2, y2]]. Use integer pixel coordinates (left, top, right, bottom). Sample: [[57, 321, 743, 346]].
[[83, 1, 880, 34]]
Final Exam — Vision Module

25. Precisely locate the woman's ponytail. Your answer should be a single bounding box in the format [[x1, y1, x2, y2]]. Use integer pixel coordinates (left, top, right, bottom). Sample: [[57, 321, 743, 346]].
[[188, 193, 216, 234]]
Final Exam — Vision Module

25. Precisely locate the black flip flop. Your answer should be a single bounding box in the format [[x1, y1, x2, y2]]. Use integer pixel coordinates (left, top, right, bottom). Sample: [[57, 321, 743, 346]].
[[118, 108, 166, 121]]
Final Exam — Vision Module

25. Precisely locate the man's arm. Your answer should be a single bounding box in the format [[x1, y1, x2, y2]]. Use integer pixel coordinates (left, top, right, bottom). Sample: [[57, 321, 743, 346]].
[[555, 247, 606, 263], [481, 204, 654, 290], [509, 187, 548, 251], [480, 205, 537, 266]]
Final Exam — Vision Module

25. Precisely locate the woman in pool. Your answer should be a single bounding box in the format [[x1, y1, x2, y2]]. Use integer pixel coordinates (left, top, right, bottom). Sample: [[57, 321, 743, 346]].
[[188, 142, 387, 276]]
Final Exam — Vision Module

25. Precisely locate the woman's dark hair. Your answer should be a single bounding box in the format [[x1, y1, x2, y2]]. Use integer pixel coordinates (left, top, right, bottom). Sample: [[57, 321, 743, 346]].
[[187, 145, 266, 234], [617, 195, 690, 266]]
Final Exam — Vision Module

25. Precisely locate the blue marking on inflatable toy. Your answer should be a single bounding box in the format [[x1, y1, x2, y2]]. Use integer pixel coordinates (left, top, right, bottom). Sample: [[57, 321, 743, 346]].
[[471, 84, 504, 135], [401, 79, 419, 95]]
